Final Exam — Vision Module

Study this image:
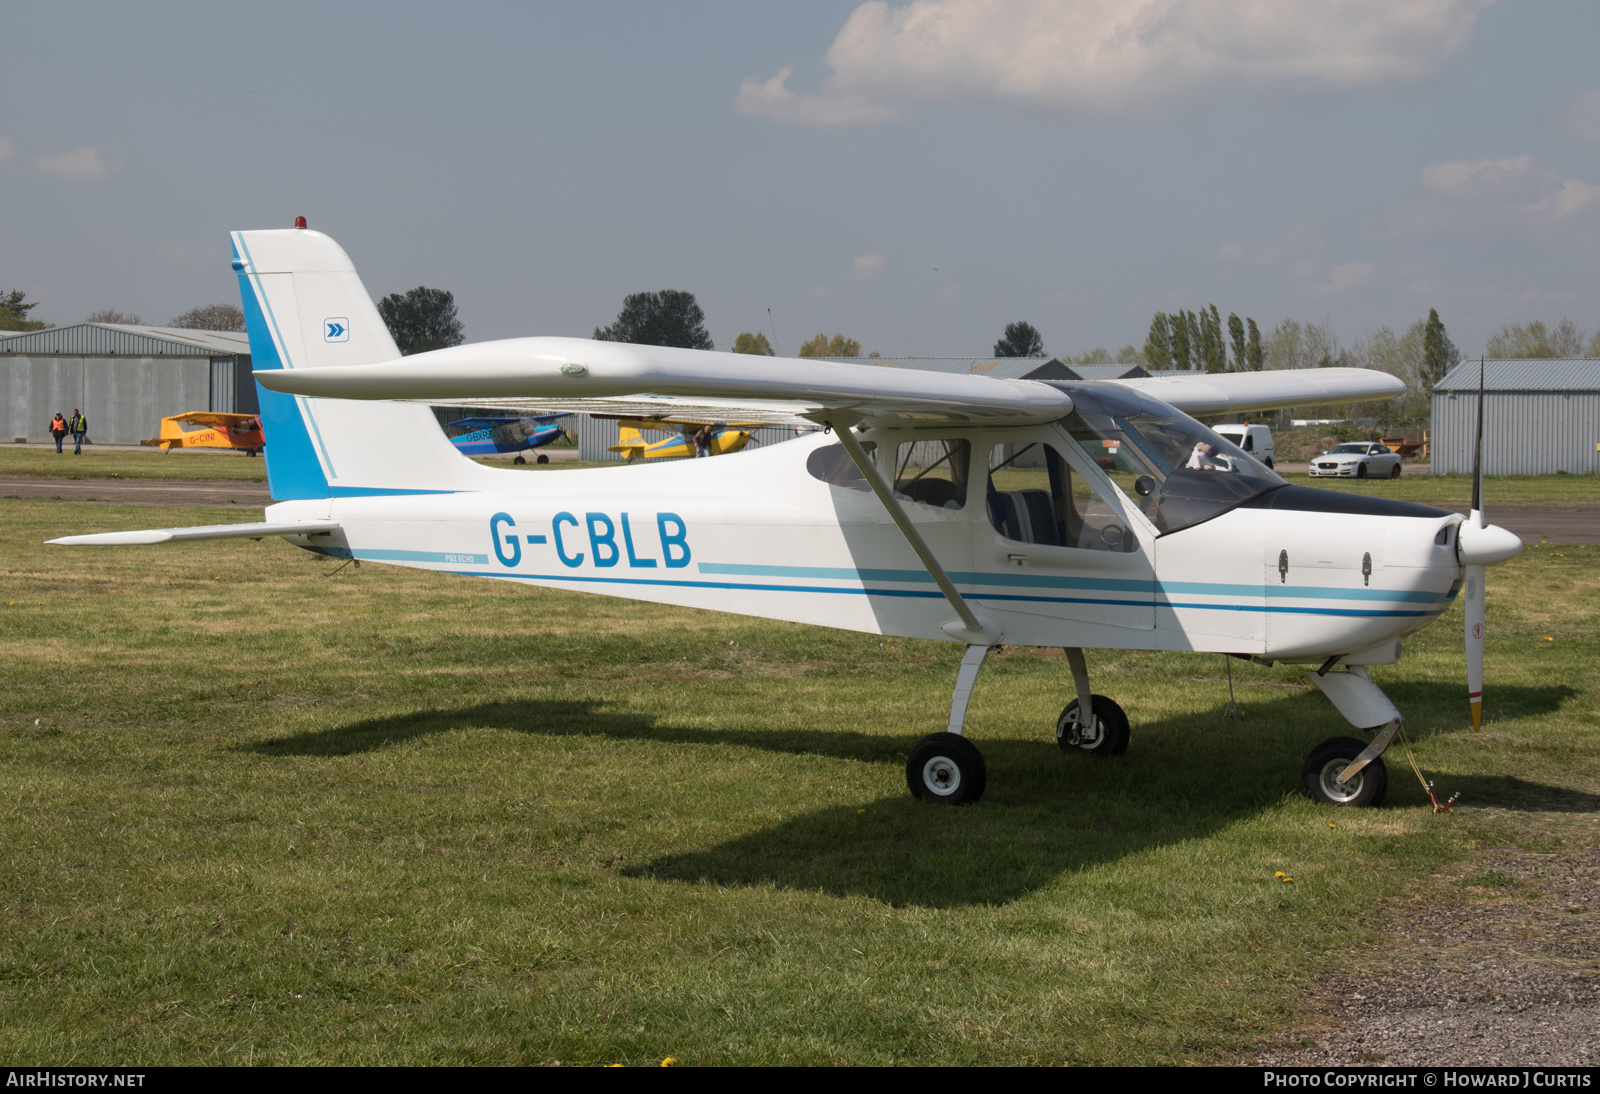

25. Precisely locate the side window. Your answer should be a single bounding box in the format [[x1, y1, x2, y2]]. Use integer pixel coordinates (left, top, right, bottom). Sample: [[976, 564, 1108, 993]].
[[893, 438, 970, 509], [1242, 433, 1254, 451], [806, 441, 877, 491], [987, 443, 1134, 551]]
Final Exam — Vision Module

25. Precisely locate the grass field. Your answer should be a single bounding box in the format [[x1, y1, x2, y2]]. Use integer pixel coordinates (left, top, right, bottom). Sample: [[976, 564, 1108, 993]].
[[0, 447, 269, 483], [3, 496, 1595, 1065], [1278, 471, 1600, 507]]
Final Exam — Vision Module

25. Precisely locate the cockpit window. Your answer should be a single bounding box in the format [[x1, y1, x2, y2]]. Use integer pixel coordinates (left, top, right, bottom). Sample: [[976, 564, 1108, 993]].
[[1048, 382, 1284, 535], [988, 442, 1135, 551], [894, 439, 970, 509], [806, 440, 877, 490]]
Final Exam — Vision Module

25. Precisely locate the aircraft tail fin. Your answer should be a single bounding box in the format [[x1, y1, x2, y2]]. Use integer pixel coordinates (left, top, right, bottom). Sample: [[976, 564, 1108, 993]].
[[608, 424, 647, 460], [231, 228, 491, 502]]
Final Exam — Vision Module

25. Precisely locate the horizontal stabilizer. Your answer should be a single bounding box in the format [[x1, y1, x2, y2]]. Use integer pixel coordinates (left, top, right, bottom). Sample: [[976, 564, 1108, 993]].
[[1116, 368, 1406, 415], [48, 520, 340, 546]]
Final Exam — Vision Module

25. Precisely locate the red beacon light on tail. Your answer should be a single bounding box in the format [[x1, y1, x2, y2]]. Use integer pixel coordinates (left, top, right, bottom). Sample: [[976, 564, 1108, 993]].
[[293, 216, 307, 229]]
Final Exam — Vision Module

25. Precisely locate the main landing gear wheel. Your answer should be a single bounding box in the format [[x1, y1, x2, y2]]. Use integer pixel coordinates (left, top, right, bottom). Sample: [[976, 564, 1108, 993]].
[[1057, 695, 1129, 756], [536, 453, 549, 464], [907, 733, 987, 804], [1301, 736, 1388, 808], [513, 455, 526, 465]]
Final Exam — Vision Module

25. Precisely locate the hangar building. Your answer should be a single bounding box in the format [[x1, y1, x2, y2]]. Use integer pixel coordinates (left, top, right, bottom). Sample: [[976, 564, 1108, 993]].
[[1, 323, 255, 445], [1431, 359, 1600, 476]]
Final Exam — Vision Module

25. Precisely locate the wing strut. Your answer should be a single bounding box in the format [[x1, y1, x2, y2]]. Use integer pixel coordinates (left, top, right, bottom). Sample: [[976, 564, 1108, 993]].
[[831, 424, 1001, 647]]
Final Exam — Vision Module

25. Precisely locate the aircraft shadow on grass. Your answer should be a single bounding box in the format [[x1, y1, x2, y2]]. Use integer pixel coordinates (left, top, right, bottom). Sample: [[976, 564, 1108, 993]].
[[243, 682, 1584, 909]]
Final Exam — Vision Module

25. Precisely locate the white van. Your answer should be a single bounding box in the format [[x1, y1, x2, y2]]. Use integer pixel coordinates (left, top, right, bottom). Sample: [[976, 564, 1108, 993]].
[[1212, 423, 1274, 469]]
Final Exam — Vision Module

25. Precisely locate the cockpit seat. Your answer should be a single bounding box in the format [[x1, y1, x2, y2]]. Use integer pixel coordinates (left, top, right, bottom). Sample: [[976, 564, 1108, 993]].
[[988, 489, 1061, 546]]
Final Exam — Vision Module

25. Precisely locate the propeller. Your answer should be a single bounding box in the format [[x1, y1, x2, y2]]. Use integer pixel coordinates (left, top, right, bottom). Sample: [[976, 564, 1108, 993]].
[[1455, 356, 1524, 731]]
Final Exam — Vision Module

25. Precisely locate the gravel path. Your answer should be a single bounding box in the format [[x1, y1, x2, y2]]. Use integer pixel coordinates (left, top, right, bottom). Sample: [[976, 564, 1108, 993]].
[[1251, 846, 1600, 1067]]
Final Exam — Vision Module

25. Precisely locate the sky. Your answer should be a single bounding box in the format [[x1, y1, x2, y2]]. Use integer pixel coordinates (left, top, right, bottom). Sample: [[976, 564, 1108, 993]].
[[4, 1, 1599, 360]]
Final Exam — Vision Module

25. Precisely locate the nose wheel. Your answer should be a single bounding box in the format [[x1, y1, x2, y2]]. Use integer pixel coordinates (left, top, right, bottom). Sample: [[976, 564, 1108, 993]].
[[1301, 736, 1388, 807], [1057, 695, 1130, 756]]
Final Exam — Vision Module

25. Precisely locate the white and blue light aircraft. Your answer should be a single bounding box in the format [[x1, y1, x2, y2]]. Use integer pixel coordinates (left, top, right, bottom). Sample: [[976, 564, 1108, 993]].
[[51, 227, 1524, 807]]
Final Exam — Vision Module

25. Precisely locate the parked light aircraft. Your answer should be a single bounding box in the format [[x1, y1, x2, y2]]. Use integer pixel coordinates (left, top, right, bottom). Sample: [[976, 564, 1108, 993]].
[[445, 413, 568, 463], [142, 411, 264, 456], [607, 417, 763, 461], [50, 227, 1525, 807]]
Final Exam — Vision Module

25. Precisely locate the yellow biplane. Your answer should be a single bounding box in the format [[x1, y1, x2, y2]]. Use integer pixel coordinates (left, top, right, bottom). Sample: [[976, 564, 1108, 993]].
[[143, 412, 265, 456], [606, 418, 763, 461]]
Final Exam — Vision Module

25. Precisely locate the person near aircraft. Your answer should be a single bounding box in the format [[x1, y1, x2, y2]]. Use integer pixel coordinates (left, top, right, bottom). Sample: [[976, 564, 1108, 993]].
[[69, 409, 89, 455], [694, 425, 713, 458], [49, 413, 68, 454]]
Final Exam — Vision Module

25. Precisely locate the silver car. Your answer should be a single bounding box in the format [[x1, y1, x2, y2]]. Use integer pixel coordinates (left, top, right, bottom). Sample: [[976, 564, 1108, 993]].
[[1309, 442, 1403, 479]]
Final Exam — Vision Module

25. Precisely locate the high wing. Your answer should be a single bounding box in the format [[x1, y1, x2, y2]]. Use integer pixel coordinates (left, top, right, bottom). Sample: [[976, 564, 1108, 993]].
[[254, 336, 1405, 425], [445, 413, 569, 429], [1112, 369, 1405, 416], [256, 337, 1074, 427], [605, 416, 768, 433], [168, 411, 260, 428], [48, 521, 340, 546]]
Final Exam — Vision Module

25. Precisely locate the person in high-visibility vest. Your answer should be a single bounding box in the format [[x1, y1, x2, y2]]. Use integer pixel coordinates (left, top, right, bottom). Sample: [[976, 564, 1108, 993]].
[[49, 413, 68, 454], [69, 409, 88, 455]]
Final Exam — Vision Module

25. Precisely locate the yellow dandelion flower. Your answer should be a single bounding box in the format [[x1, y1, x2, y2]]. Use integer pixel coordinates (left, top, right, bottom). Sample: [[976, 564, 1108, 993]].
[[661, 1057, 678, 1067]]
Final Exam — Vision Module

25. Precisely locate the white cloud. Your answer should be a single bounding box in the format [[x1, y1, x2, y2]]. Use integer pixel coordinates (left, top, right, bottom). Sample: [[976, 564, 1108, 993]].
[[1213, 241, 1244, 261], [1565, 88, 1600, 144], [848, 252, 887, 279], [35, 146, 106, 181], [742, 0, 1489, 125], [1305, 261, 1377, 298], [735, 67, 904, 127], [0, 137, 13, 164], [1419, 155, 1533, 198], [1522, 178, 1600, 220], [1418, 154, 1600, 221]]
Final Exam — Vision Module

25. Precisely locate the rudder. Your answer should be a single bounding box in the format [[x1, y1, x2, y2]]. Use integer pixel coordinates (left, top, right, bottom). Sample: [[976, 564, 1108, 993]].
[[232, 228, 490, 500]]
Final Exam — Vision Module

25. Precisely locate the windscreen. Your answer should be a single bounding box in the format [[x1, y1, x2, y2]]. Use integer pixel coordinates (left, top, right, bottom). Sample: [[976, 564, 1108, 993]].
[[1046, 382, 1285, 534]]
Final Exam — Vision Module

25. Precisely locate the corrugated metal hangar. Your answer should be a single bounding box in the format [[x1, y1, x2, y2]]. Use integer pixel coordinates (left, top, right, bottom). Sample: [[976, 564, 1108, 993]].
[[1, 323, 255, 445], [1431, 359, 1600, 476]]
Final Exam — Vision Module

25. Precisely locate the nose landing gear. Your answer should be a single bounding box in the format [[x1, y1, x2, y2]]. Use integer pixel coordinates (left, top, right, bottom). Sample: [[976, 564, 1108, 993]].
[[1302, 736, 1389, 807]]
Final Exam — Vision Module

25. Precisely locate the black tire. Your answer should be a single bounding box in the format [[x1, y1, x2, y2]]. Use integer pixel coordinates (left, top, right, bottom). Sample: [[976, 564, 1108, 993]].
[[1356, 463, 1368, 479], [1389, 463, 1401, 479], [1264, 457, 1274, 469], [536, 453, 549, 465], [906, 733, 986, 804], [1301, 737, 1387, 807], [513, 455, 526, 465], [1057, 695, 1130, 756]]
